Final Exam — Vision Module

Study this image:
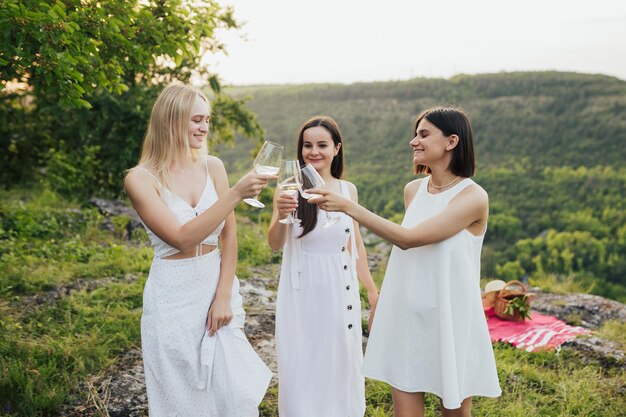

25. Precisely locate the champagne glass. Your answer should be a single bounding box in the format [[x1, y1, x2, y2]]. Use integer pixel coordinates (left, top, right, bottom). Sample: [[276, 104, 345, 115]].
[[277, 160, 302, 224], [243, 140, 284, 208], [299, 164, 339, 228]]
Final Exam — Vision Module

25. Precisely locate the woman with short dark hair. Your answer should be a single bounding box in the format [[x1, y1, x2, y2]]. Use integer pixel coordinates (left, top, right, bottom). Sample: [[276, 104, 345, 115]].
[[311, 107, 501, 417]]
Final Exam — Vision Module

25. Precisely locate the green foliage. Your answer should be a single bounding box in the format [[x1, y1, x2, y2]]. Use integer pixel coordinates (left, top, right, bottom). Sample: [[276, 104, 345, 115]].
[[503, 294, 533, 320], [43, 143, 101, 200], [1, 0, 238, 108], [528, 274, 595, 295], [236, 214, 280, 278], [217, 73, 626, 301], [595, 320, 626, 351], [0, 188, 152, 296], [0, 0, 264, 196], [259, 386, 278, 417], [0, 83, 265, 198], [0, 189, 150, 414], [496, 260, 526, 282], [477, 165, 626, 300]]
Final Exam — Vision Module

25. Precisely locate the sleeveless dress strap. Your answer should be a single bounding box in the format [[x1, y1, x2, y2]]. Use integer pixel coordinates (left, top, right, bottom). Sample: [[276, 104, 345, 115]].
[[137, 166, 163, 188], [418, 176, 429, 193], [451, 178, 475, 194], [403, 177, 429, 211], [441, 178, 475, 204]]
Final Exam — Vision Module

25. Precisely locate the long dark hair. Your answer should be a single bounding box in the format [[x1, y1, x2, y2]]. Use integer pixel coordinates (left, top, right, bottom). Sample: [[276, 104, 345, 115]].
[[296, 116, 344, 238], [413, 107, 475, 177]]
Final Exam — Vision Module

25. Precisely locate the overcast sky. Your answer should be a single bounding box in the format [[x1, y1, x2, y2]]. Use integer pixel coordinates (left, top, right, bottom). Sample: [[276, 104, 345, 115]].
[[204, 0, 626, 85]]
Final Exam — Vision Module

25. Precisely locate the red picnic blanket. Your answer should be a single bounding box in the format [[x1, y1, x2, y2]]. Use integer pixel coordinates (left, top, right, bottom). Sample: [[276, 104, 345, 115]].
[[484, 307, 591, 352]]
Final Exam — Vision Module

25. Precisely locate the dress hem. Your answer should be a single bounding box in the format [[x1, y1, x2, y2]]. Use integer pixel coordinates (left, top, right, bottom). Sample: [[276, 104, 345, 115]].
[[363, 373, 502, 410]]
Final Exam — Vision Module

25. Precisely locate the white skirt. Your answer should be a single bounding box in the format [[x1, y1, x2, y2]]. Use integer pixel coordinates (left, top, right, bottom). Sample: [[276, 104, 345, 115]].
[[276, 249, 365, 417], [141, 250, 271, 417]]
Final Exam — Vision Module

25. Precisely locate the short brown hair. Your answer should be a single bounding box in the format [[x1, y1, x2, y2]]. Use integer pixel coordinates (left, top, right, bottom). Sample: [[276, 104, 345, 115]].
[[413, 107, 475, 177]]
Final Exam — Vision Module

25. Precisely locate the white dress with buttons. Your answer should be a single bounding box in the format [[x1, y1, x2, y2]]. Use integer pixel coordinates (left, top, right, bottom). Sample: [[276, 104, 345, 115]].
[[139, 167, 271, 417], [275, 181, 365, 417]]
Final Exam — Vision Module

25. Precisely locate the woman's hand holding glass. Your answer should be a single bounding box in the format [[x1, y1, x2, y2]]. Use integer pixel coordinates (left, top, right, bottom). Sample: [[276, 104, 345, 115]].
[[305, 187, 353, 215], [243, 140, 284, 208], [233, 170, 277, 200], [277, 160, 302, 224], [300, 164, 339, 228]]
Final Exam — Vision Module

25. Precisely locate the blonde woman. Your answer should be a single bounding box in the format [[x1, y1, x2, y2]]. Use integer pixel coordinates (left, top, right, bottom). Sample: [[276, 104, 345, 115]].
[[124, 83, 272, 416]]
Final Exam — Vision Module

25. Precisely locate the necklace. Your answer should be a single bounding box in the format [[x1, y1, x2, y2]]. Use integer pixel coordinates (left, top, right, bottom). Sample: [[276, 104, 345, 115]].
[[172, 167, 184, 174], [430, 175, 460, 189]]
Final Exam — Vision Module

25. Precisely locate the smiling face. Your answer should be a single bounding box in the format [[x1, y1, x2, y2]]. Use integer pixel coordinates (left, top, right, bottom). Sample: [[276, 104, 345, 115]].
[[410, 118, 455, 168], [301, 125, 341, 176], [187, 95, 210, 150]]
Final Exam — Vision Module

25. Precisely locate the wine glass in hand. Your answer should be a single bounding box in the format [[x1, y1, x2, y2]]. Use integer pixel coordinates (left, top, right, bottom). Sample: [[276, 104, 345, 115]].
[[277, 160, 302, 224], [300, 164, 339, 228], [243, 140, 284, 208]]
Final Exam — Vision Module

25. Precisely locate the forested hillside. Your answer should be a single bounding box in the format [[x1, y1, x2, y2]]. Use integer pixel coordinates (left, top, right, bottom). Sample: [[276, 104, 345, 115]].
[[219, 72, 626, 300]]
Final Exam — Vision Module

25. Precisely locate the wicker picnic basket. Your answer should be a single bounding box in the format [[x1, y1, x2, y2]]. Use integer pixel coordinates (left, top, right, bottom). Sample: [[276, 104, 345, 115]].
[[494, 280, 534, 321], [482, 279, 506, 308]]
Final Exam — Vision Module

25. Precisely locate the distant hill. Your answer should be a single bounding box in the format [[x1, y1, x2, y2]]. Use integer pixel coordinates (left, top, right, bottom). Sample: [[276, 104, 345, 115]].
[[219, 71, 626, 211], [221, 71, 625, 164], [218, 72, 626, 301]]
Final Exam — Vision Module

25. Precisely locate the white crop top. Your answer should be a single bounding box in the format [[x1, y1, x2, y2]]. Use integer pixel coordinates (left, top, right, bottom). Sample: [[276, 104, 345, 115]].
[[138, 166, 225, 259]]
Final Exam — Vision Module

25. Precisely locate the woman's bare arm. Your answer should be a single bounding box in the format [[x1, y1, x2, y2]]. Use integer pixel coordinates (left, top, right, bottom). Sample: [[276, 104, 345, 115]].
[[124, 162, 272, 252]]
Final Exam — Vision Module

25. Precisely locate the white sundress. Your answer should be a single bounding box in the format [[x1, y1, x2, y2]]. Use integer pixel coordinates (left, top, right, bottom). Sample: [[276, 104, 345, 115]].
[[362, 177, 502, 409], [275, 180, 366, 417], [139, 167, 271, 417]]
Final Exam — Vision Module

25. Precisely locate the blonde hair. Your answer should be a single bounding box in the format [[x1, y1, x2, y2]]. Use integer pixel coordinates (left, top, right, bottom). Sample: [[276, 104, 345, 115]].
[[135, 83, 210, 191]]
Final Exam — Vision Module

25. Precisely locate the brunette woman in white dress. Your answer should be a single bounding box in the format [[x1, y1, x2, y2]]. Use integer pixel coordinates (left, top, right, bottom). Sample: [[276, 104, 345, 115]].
[[267, 116, 379, 417], [311, 107, 501, 417], [124, 83, 272, 416]]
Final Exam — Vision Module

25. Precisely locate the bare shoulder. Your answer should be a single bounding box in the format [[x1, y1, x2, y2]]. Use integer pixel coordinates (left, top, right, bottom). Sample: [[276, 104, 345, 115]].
[[404, 178, 423, 194], [123, 166, 161, 206], [453, 180, 489, 208], [124, 166, 156, 191], [404, 178, 424, 199], [204, 155, 227, 180], [402, 178, 423, 209], [463, 181, 488, 200], [205, 154, 225, 172]]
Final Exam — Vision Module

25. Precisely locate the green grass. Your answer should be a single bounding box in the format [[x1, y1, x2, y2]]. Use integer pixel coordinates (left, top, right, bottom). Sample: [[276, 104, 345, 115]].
[[528, 273, 597, 295], [359, 344, 626, 416], [1, 189, 625, 416], [0, 278, 145, 416], [0, 189, 150, 415], [235, 215, 281, 278], [596, 320, 626, 351]]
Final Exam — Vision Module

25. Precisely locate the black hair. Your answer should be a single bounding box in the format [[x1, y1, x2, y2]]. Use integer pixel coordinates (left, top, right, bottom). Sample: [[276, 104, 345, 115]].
[[296, 116, 344, 238], [413, 107, 475, 177]]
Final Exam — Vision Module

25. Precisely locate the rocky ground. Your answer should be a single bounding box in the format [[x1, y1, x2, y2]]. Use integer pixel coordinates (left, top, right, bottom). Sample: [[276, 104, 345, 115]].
[[54, 200, 624, 416], [56, 268, 625, 417]]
